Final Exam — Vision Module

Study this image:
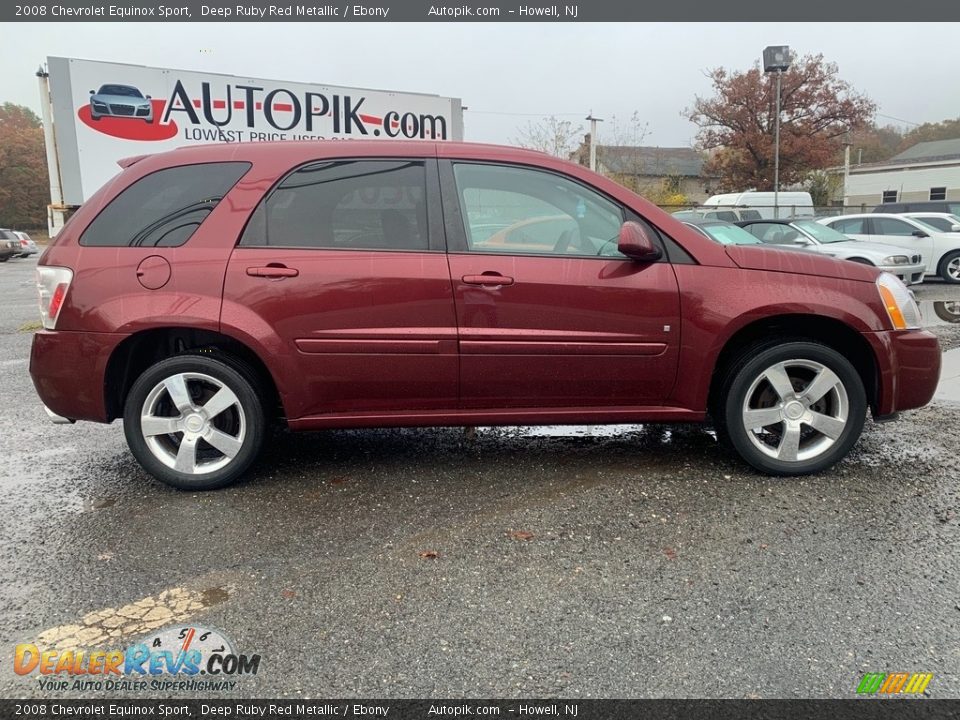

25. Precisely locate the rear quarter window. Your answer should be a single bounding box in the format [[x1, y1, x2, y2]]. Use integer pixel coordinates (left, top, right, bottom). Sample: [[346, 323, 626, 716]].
[[80, 162, 250, 247]]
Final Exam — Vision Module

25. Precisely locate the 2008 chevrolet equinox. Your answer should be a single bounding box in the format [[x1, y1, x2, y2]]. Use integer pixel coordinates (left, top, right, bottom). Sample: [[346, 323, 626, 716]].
[[30, 141, 942, 489]]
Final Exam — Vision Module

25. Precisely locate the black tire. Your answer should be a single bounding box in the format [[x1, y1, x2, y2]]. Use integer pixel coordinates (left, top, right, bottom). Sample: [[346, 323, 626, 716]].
[[123, 354, 265, 490], [938, 250, 960, 284], [0, 257, 7, 263], [717, 341, 866, 476]]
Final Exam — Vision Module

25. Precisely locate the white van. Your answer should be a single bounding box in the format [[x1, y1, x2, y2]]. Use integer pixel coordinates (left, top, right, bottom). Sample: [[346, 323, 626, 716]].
[[702, 191, 814, 220]]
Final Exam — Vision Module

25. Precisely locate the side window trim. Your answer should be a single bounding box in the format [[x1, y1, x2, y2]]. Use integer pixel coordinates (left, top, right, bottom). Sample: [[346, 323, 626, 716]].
[[238, 156, 442, 253]]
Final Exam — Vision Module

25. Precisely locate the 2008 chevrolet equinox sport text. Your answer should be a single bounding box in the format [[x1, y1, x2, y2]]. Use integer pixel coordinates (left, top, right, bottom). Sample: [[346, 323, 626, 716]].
[[30, 141, 942, 490]]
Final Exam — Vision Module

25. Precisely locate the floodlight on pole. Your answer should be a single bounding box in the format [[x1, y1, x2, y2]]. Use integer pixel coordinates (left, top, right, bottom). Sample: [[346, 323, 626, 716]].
[[763, 45, 791, 218]]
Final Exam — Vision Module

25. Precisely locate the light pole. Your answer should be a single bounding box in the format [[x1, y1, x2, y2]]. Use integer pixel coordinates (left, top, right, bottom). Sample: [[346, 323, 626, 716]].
[[763, 46, 791, 218], [585, 112, 603, 172]]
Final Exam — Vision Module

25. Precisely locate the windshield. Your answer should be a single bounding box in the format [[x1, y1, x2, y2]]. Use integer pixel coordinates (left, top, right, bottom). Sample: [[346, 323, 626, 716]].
[[98, 85, 143, 98], [696, 223, 762, 245], [794, 220, 850, 244]]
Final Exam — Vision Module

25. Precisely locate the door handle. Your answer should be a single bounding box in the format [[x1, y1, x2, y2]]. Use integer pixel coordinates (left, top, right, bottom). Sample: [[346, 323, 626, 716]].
[[246, 265, 299, 278], [462, 273, 514, 287]]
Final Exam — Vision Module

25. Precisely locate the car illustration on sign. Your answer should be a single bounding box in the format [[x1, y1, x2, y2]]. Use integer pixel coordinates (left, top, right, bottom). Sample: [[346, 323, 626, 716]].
[[89, 84, 153, 122]]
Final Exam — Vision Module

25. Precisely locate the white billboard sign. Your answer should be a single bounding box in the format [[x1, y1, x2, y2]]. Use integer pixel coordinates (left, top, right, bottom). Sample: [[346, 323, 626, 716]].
[[46, 56, 464, 205]]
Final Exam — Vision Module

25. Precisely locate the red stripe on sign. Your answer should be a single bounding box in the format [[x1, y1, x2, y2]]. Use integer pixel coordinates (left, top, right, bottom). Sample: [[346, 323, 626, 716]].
[[272, 103, 293, 111], [255, 102, 263, 110], [213, 100, 226, 109], [359, 114, 383, 125], [192, 99, 201, 108], [234, 101, 245, 109]]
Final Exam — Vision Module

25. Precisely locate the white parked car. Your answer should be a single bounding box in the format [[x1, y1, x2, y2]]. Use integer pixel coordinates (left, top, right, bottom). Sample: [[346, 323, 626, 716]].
[[13, 231, 38, 258], [736, 219, 925, 285], [818, 213, 960, 283], [899, 212, 960, 234]]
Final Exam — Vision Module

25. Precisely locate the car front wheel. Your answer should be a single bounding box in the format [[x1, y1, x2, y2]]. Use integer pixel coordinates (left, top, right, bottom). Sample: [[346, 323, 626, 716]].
[[939, 250, 960, 284], [123, 354, 265, 490], [719, 341, 866, 475]]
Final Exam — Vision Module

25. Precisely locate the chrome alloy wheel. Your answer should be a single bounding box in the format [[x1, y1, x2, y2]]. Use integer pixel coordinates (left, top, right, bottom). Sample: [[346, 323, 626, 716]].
[[140, 372, 246, 475], [740, 359, 849, 463], [947, 255, 960, 281]]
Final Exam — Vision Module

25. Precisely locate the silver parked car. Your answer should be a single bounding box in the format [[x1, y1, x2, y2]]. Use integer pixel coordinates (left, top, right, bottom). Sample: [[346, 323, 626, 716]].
[[737, 219, 926, 285], [89, 84, 153, 122], [13, 231, 38, 258]]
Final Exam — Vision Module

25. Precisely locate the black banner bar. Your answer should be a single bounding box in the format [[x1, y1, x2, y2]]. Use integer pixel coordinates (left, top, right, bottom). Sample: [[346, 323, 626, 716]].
[[2, 699, 959, 720], [3, 0, 958, 22]]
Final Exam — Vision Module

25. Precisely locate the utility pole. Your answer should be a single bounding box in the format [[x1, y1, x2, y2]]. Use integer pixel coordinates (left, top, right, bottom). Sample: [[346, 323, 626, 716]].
[[585, 112, 603, 172], [36, 65, 68, 237]]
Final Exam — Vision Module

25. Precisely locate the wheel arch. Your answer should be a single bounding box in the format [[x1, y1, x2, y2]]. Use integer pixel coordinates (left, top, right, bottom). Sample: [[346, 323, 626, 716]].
[[103, 327, 285, 423], [707, 313, 880, 417]]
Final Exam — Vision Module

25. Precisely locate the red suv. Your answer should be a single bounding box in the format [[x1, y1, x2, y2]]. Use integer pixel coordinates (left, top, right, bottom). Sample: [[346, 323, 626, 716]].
[[30, 141, 941, 489]]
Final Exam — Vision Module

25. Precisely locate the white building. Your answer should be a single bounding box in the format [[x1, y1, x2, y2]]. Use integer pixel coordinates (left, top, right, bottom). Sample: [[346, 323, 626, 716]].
[[844, 138, 960, 209]]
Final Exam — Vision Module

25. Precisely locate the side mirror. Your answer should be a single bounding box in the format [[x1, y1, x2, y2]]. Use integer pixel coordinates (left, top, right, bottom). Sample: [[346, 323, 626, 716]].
[[618, 221, 662, 262], [792, 237, 811, 245], [89, 90, 95, 94], [912, 230, 928, 238], [145, 95, 152, 100], [951, 224, 960, 233]]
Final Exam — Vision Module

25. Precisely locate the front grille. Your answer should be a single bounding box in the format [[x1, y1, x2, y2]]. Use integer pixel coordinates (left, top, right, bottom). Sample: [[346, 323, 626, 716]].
[[110, 104, 135, 116]]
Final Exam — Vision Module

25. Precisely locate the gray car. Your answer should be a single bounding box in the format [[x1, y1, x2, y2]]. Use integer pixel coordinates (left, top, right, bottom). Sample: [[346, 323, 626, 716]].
[[13, 231, 38, 258], [0, 229, 21, 262], [89, 84, 153, 122], [736, 219, 926, 286]]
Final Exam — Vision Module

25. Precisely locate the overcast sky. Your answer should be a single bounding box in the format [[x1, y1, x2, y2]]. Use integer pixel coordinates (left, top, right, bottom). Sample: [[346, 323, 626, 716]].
[[2, 22, 958, 147]]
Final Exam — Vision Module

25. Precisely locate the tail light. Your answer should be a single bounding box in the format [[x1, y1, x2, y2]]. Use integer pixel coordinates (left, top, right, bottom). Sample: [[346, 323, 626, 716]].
[[36, 266, 74, 330], [20, 239, 28, 247]]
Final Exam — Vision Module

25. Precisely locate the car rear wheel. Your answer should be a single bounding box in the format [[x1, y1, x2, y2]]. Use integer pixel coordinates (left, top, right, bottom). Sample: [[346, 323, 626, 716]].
[[939, 250, 960, 284], [123, 354, 265, 490], [719, 341, 866, 475]]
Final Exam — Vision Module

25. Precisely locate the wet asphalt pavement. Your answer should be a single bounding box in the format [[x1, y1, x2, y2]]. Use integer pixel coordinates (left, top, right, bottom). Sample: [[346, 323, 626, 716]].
[[1, 255, 959, 699]]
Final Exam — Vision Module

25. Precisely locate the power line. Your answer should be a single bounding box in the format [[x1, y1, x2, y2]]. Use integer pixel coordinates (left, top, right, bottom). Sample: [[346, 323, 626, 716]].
[[464, 109, 584, 117], [875, 112, 921, 127]]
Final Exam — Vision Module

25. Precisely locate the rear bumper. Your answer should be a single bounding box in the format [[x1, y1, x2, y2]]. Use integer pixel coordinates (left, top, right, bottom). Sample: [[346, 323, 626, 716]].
[[863, 329, 941, 417], [30, 330, 128, 423]]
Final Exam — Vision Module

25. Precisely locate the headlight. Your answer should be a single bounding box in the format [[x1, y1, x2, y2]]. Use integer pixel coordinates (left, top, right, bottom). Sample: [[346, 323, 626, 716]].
[[882, 255, 909, 265], [876, 273, 921, 330]]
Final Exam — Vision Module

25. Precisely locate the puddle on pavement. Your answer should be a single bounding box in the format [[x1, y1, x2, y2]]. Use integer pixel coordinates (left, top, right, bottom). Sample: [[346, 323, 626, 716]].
[[478, 424, 647, 438], [919, 300, 960, 327], [936, 347, 960, 404], [82, 496, 118, 511], [200, 587, 230, 607]]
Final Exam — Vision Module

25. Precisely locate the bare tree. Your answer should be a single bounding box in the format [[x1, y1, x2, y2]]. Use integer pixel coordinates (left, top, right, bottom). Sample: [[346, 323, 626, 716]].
[[512, 116, 583, 158]]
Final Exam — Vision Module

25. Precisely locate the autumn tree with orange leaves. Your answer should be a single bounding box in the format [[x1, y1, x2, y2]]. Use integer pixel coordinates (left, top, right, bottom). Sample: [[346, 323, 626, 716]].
[[687, 54, 875, 192], [0, 103, 49, 228]]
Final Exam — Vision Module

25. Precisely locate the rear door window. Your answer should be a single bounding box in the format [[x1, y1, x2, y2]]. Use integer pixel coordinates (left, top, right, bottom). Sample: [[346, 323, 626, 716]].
[[240, 160, 428, 250], [80, 162, 250, 247]]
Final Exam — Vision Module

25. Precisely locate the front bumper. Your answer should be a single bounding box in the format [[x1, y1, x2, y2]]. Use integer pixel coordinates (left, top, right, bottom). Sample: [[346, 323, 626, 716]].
[[30, 330, 128, 423], [877, 262, 926, 286], [862, 329, 941, 418]]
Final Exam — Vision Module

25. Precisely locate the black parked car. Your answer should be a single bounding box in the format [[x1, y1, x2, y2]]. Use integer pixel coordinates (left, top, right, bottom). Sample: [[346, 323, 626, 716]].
[[872, 200, 960, 214]]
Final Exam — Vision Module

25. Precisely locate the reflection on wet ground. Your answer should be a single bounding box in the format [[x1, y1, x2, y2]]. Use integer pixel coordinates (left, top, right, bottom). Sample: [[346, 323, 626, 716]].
[[919, 300, 960, 326], [936, 347, 960, 404]]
